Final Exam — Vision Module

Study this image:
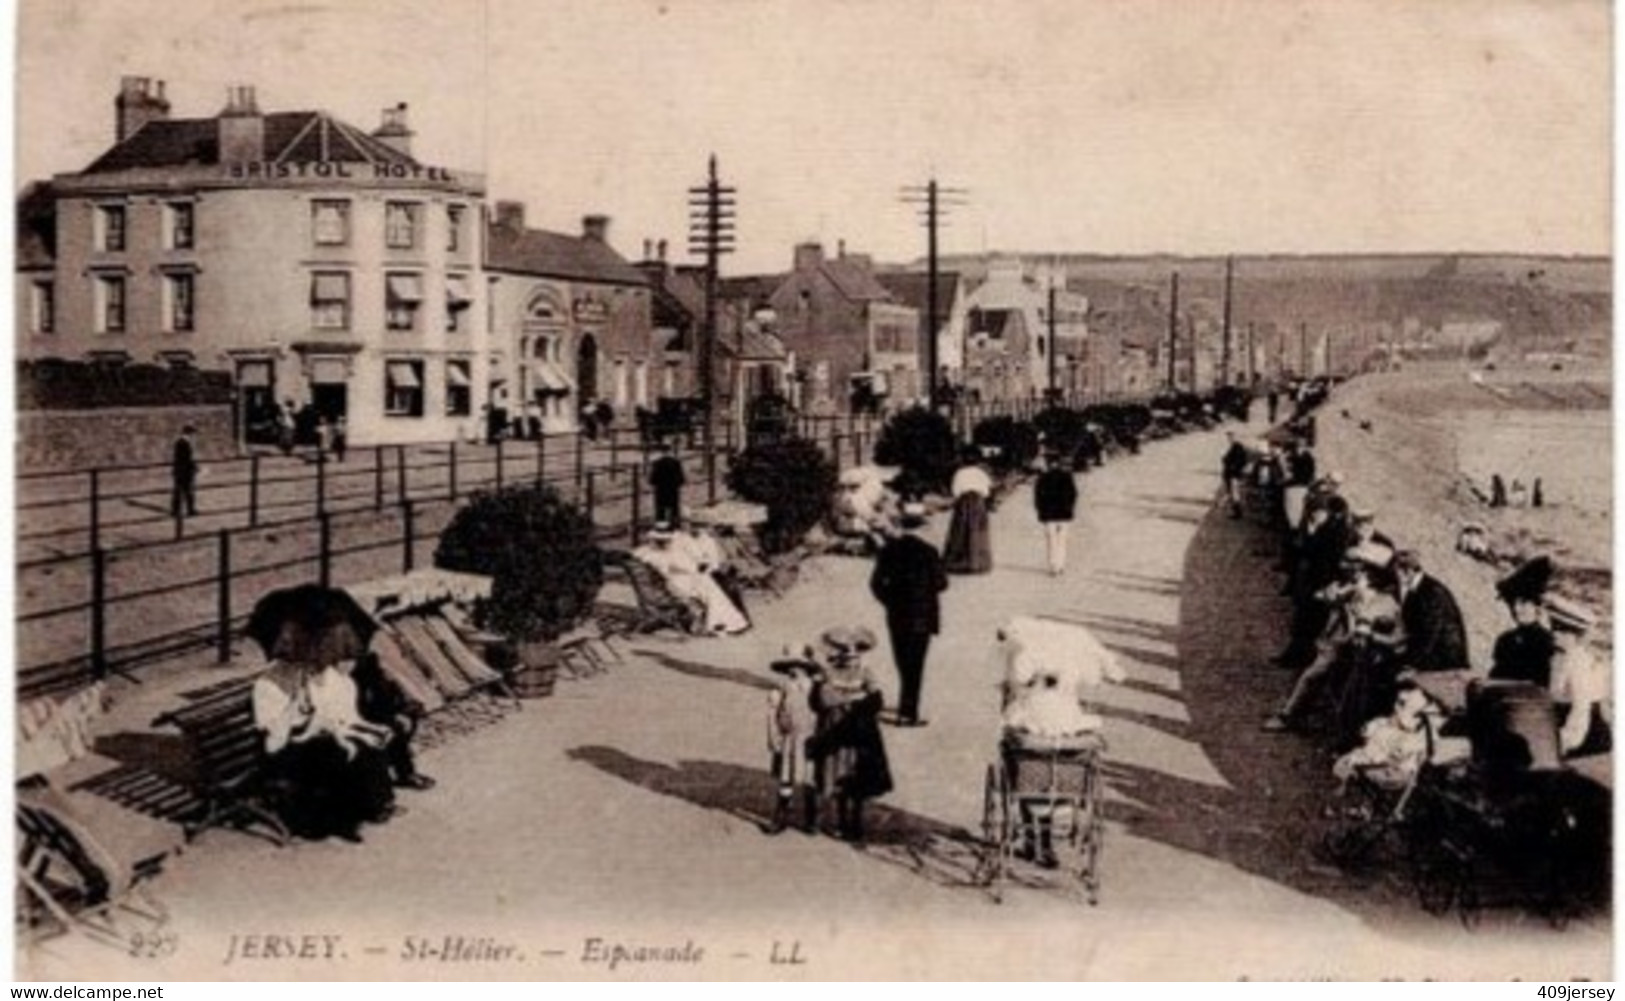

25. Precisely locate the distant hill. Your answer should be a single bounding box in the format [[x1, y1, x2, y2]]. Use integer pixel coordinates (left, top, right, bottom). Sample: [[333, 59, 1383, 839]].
[[916, 253, 1611, 369]]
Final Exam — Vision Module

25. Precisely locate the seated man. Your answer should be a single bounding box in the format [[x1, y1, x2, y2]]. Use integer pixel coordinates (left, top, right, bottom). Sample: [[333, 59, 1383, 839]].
[[994, 617, 1124, 867], [351, 652, 435, 791], [1265, 553, 1400, 733]]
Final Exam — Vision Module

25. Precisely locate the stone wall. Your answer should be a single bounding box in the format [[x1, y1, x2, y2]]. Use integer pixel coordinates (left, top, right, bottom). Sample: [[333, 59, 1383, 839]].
[[18, 406, 236, 471]]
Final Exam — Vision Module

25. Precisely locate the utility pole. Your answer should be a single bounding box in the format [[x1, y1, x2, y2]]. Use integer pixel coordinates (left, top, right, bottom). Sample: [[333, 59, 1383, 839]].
[[1299, 322, 1309, 377], [1220, 256, 1234, 386], [1047, 281, 1058, 402], [901, 178, 967, 409], [687, 154, 735, 497], [1245, 322, 1256, 385], [1165, 271, 1180, 390]]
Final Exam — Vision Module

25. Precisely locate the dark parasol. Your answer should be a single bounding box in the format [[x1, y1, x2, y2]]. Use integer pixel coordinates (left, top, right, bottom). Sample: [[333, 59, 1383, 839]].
[[246, 584, 378, 666]]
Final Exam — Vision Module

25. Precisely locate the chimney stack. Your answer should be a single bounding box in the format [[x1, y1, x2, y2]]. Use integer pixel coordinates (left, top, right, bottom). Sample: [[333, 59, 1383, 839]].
[[115, 76, 171, 143], [643, 239, 653, 261], [372, 102, 414, 157], [838, 239, 846, 259], [793, 242, 824, 273], [657, 239, 668, 262], [494, 201, 526, 234], [582, 215, 610, 243], [218, 85, 265, 165]]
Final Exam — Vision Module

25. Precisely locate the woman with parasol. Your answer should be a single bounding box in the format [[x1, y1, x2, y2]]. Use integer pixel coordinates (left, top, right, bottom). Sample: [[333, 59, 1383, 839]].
[[248, 585, 397, 842]]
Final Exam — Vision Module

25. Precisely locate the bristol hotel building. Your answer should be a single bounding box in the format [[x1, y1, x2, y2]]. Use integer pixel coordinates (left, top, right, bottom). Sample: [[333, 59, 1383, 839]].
[[16, 77, 491, 445]]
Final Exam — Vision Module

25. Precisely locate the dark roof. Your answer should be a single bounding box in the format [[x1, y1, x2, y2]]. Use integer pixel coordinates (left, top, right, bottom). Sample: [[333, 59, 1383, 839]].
[[81, 111, 417, 173], [486, 225, 647, 286], [717, 274, 784, 309], [16, 182, 55, 267], [875, 271, 960, 316], [820, 258, 893, 301]]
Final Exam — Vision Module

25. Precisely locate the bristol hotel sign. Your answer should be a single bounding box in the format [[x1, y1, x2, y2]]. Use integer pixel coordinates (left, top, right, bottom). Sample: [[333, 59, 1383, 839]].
[[224, 160, 457, 183]]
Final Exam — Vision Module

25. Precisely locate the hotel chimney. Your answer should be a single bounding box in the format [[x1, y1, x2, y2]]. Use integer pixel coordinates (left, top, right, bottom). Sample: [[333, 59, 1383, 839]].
[[218, 84, 264, 165], [373, 102, 414, 157], [582, 215, 610, 244], [115, 76, 170, 143]]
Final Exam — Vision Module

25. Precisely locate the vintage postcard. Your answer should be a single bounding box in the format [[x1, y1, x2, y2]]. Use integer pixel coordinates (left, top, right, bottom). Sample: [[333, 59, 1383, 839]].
[[10, 0, 1613, 982]]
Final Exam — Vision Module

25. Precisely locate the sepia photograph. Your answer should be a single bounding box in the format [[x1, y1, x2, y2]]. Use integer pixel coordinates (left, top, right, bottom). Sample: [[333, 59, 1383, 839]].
[[8, 0, 1613, 982]]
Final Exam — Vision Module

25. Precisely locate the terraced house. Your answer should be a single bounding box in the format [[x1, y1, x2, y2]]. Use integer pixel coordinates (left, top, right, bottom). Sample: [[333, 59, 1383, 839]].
[[16, 77, 490, 446]]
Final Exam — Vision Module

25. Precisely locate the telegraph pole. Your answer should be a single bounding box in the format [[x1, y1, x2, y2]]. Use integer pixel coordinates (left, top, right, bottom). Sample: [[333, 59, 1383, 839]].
[[1245, 322, 1256, 385], [1299, 322, 1309, 377], [1165, 271, 1180, 390], [901, 178, 967, 408], [1220, 256, 1234, 386], [1047, 281, 1058, 402], [687, 155, 735, 497]]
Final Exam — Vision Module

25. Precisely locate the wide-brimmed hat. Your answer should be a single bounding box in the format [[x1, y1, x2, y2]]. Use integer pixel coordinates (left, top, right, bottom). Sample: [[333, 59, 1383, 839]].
[[769, 643, 821, 676], [818, 626, 877, 661], [1496, 555, 1554, 604], [1545, 595, 1596, 634], [646, 522, 677, 541]]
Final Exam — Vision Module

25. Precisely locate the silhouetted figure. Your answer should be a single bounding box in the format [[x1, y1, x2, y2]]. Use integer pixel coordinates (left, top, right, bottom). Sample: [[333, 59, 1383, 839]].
[[1490, 474, 1508, 508]]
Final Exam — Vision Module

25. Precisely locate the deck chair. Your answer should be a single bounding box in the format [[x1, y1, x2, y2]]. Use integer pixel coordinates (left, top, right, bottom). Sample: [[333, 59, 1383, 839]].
[[16, 781, 179, 949], [421, 613, 511, 692], [392, 616, 476, 699], [717, 532, 786, 597], [371, 630, 448, 715], [607, 553, 701, 636]]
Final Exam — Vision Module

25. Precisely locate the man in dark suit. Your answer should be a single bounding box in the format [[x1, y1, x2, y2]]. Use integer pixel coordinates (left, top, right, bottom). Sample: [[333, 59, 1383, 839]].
[[170, 424, 199, 518], [1393, 550, 1471, 672], [648, 440, 686, 526], [869, 502, 948, 726]]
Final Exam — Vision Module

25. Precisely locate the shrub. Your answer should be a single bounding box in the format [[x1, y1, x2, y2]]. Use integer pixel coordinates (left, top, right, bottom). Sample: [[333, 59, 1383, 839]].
[[434, 485, 603, 642], [726, 436, 838, 555], [873, 406, 957, 496], [971, 416, 1041, 476]]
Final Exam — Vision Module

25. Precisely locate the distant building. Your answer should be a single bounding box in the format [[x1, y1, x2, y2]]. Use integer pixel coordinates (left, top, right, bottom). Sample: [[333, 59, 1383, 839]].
[[874, 269, 967, 400], [959, 259, 1089, 403], [16, 77, 490, 446], [485, 204, 654, 434]]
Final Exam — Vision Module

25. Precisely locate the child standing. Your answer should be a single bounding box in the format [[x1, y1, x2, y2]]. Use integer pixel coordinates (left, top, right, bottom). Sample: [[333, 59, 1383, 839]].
[[765, 644, 821, 835]]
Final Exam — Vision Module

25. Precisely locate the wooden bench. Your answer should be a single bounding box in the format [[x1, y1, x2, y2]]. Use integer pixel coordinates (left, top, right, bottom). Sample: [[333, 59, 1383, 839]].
[[150, 678, 290, 846]]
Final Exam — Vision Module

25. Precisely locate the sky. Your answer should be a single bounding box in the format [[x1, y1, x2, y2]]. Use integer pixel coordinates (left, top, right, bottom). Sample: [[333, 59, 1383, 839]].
[[10, 0, 1614, 273]]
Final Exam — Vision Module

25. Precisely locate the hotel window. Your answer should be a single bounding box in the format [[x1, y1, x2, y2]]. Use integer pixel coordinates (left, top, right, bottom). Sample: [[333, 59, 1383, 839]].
[[385, 360, 425, 417], [96, 276, 126, 333], [31, 281, 54, 334], [386, 273, 423, 331], [166, 202, 195, 250], [164, 273, 195, 332], [447, 205, 465, 253], [311, 200, 351, 247], [97, 205, 126, 252], [445, 359, 472, 416], [385, 201, 420, 249], [445, 275, 473, 332], [310, 272, 351, 330]]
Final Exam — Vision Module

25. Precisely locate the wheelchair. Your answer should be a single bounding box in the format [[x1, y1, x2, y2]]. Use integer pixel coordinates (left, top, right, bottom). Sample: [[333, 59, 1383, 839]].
[[977, 731, 1107, 905]]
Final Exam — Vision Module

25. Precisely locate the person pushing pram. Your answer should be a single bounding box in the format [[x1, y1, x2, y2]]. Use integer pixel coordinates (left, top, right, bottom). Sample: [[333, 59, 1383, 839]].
[[993, 616, 1125, 868]]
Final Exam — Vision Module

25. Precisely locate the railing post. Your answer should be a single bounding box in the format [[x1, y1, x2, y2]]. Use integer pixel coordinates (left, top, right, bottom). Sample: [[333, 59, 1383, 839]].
[[449, 441, 459, 500], [585, 470, 597, 522], [89, 469, 101, 553], [535, 434, 546, 486], [396, 445, 408, 503], [575, 431, 586, 488], [373, 446, 384, 511], [851, 430, 862, 469], [496, 438, 505, 491], [707, 447, 718, 505], [90, 547, 108, 680], [316, 449, 327, 516], [631, 466, 643, 546], [217, 530, 232, 664], [318, 511, 332, 588], [402, 501, 416, 573], [609, 427, 620, 475], [249, 454, 261, 527]]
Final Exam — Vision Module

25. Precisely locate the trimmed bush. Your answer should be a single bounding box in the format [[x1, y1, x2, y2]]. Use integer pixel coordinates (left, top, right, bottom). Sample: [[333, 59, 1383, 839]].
[[434, 485, 603, 642], [873, 406, 957, 497], [726, 436, 838, 555], [971, 416, 1041, 476]]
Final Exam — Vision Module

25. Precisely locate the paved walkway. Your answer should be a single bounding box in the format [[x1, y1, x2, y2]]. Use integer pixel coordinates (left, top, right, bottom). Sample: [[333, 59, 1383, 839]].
[[18, 422, 1610, 981]]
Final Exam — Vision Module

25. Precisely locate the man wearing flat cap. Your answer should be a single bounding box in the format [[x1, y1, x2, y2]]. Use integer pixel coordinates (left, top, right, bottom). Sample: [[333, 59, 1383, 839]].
[[869, 502, 948, 727]]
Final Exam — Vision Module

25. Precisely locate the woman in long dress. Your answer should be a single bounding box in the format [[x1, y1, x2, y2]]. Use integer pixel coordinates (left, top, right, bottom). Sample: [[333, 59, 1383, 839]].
[[943, 452, 994, 574], [633, 526, 750, 635]]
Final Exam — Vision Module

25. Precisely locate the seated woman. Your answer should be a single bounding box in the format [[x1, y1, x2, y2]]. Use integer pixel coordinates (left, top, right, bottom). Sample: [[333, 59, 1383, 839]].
[[633, 524, 749, 635], [252, 660, 397, 842], [1547, 596, 1611, 759], [678, 524, 751, 628], [994, 616, 1124, 867]]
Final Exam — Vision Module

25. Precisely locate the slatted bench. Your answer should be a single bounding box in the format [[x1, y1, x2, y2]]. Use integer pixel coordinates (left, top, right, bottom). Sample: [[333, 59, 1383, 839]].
[[149, 678, 289, 846]]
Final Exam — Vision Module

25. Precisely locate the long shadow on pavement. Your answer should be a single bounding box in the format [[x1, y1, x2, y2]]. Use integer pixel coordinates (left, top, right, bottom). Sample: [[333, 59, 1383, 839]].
[[634, 649, 777, 692], [567, 745, 992, 893]]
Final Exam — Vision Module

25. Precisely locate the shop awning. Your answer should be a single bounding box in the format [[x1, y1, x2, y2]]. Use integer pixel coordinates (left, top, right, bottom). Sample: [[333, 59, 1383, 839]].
[[445, 276, 473, 304], [535, 362, 574, 393], [387, 361, 422, 389], [311, 358, 349, 384], [237, 361, 272, 388], [445, 361, 471, 388], [387, 274, 424, 303], [311, 274, 349, 301]]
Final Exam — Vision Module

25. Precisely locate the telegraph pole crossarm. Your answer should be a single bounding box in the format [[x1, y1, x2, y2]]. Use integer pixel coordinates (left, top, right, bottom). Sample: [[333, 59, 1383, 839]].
[[900, 179, 968, 410]]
